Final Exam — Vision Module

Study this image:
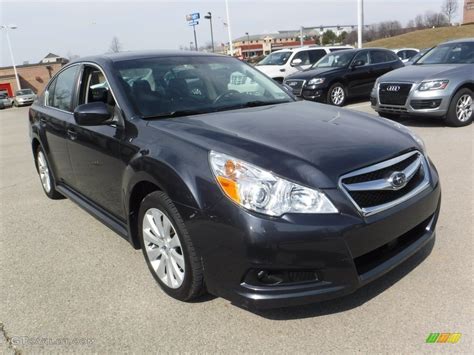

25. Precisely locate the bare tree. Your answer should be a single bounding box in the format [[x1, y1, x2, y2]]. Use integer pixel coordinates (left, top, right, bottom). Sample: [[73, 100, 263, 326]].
[[414, 14, 426, 29], [442, 0, 459, 24], [109, 36, 122, 53], [424, 11, 449, 28]]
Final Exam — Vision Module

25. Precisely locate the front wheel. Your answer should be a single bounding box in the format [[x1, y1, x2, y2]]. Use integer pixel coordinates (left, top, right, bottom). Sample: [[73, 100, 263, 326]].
[[327, 83, 347, 106], [139, 191, 205, 301], [445, 88, 473, 127]]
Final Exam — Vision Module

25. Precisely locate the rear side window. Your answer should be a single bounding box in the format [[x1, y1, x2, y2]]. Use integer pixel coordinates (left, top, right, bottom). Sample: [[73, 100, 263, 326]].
[[308, 49, 327, 64], [370, 50, 397, 64], [48, 65, 79, 111]]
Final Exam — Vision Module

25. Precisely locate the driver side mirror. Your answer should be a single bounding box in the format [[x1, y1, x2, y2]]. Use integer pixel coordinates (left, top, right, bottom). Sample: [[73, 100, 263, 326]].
[[351, 59, 365, 68], [291, 58, 303, 67], [73, 102, 112, 126]]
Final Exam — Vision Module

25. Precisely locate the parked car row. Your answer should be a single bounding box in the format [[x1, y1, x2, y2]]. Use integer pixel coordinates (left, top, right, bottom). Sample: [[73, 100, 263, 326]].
[[0, 89, 37, 110], [267, 39, 472, 126]]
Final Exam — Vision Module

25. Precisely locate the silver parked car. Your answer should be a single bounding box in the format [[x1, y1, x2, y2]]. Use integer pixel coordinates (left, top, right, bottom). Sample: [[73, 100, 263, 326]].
[[0, 92, 13, 109], [13, 88, 37, 107], [371, 38, 473, 127]]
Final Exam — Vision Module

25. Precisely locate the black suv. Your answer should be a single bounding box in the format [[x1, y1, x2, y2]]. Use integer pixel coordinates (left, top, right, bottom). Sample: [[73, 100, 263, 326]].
[[284, 48, 404, 106], [29, 51, 440, 309]]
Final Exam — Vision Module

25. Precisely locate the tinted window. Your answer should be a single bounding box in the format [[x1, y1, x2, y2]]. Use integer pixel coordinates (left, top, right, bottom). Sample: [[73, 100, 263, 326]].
[[370, 50, 393, 64], [79, 67, 114, 106], [313, 51, 355, 68], [49, 65, 79, 111], [115, 56, 292, 117], [405, 50, 418, 59], [308, 49, 327, 63], [257, 51, 292, 65], [352, 51, 370, 66]]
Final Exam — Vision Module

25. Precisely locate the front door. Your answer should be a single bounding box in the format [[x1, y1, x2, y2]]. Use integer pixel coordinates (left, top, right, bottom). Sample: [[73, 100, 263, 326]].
[[66, 65, 128, 220]]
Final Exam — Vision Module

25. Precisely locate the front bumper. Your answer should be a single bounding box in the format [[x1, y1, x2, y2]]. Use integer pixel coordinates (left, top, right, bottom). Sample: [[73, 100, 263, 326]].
[[16, 99, 34, 106], [181, 164, 441, 309], [371, 83, 450, 117]]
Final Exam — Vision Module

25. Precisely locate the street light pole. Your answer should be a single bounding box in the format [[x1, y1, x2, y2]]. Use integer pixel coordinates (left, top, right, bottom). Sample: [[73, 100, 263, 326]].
[[193, 24, 198, 51], [225, 0, 233, 56], [357, 0, 364, 48], [204, 12, 214, 52], [1, 24, 21, 91]]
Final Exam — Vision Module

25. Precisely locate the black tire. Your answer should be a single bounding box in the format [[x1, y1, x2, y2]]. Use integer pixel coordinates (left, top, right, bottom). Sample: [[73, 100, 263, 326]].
[[13, 101, 18, 107], [327, 83, 347, 106], [378, 112, 401, 120], [138, 191, 205, 301], [35, 146, 63, 199], [445, 88, 473, 127]]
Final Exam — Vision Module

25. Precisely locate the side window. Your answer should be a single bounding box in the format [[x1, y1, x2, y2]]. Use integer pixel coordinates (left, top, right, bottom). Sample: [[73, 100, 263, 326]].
[[308, 49, 327, 64], [406, 50, 418, 59], [46, 78, 57, 107], [370, 50, 391, 64], [352, 51, 370, 66], [50, 65, 79, 111], [78, 66, 115, 107], [292, 50, 310, 66]]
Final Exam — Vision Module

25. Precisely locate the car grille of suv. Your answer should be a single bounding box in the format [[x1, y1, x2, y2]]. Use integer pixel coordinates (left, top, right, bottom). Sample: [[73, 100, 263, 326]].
[[339, 151, 430, 216], [379, 83, 412, 106], [284, 79, 305, 96]]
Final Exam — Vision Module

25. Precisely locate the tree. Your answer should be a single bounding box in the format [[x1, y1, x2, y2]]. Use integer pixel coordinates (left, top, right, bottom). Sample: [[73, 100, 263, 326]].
[[109, 36, 122, 53], [424, 11, 449, 28], [415, 14, 426, 29], [322, 30, 337, 45], [442, 0, 459, 24]]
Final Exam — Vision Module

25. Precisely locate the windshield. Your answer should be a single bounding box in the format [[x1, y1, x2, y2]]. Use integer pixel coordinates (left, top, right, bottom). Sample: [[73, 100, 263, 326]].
[[114, 56, 293, 117], [16, 89, 34, 95], [257, 51, 292, 66], [312, 51, 355, 68], [416, 42, 474, 65]]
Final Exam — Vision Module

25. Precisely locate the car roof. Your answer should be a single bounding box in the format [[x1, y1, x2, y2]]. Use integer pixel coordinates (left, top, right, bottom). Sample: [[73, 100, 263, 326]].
[[274, 46, 352, 53], [73, 50, 225, 64], [441, 37, 474, 45]]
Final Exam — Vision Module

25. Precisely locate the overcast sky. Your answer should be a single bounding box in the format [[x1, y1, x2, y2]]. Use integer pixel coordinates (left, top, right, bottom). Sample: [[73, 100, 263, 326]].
[[0, 0, 461, 66]]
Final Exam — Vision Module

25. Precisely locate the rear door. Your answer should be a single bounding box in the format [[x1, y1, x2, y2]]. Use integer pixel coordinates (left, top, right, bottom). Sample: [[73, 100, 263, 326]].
[[39, 64, 80, 185], [66, 64, 128, 219]]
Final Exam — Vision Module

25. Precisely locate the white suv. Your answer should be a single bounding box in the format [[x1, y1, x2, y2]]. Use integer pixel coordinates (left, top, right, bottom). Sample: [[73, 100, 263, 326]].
[[255, 46, 353, 83]]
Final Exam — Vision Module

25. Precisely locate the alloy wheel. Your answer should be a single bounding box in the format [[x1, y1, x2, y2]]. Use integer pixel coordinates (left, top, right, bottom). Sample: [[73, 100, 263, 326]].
[[456, 94, 473, 122], [331, 86, 345, 105], [142, 208, 185, 289], [37, 151, 51, 193]]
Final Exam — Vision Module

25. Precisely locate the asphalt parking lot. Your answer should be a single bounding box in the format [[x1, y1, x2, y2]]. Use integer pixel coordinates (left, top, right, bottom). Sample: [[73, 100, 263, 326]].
[[0, 104, 472, 354]]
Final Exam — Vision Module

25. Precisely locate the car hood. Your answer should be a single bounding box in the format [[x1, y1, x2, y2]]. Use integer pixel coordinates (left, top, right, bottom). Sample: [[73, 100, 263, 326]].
[[379, 64, 466, 83], [286, 67, 344, 80], [148, 101, 419, 188]]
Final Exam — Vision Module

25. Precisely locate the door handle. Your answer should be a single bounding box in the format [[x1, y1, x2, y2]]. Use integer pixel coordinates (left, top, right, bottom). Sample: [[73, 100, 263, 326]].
[[67, 128, 78, 141], [39, 117, 47, 125]]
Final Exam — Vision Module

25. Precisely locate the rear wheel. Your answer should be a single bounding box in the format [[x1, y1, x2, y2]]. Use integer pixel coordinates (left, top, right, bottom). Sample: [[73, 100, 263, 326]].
[[35, 147, 63, 199], [139, 191, 205, 301], [445, 88, 472, 127], [327, 83, 347, 106]]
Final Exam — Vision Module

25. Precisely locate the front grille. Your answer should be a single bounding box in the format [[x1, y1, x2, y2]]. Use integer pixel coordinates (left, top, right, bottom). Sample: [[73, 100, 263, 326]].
[[410, 99, 442, 110], [379, 83, 412, 106], [284, 79, 305, 96], [379, 105, 408, 113], [340, 151, 430, 216]]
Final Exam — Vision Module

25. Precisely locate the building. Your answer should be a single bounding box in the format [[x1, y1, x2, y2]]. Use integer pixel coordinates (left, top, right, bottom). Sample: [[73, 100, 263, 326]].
[[464, 0, 474, 24], [40, 53, 68, 64], [0, 54, 68, 96], [231, 25, 358, 58]]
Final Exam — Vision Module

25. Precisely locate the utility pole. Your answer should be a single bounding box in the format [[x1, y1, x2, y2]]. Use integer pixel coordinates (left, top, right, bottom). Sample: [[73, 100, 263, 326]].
[[204, 12, 214, 52], [225, 0, 233, 56], [1, 24, 21, 90], [357, 0, 364, 48], [300, 26, 304, 47], [193, 24, 198, 51]]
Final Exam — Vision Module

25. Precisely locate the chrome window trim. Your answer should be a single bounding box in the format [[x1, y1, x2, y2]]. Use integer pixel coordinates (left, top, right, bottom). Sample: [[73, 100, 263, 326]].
[[338, 150, 431, 217]]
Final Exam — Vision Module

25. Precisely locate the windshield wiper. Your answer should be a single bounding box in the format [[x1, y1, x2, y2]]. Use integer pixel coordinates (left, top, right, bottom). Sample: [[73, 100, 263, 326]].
[[217, 100, 290, 111], [142, 109, 210, 119]]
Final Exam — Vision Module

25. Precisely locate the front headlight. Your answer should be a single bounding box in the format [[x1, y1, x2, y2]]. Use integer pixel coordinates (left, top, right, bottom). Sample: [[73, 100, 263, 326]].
[[418, 80, 449, 91], [307, 78, 325, 86], [209, 151, 338, 216]]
